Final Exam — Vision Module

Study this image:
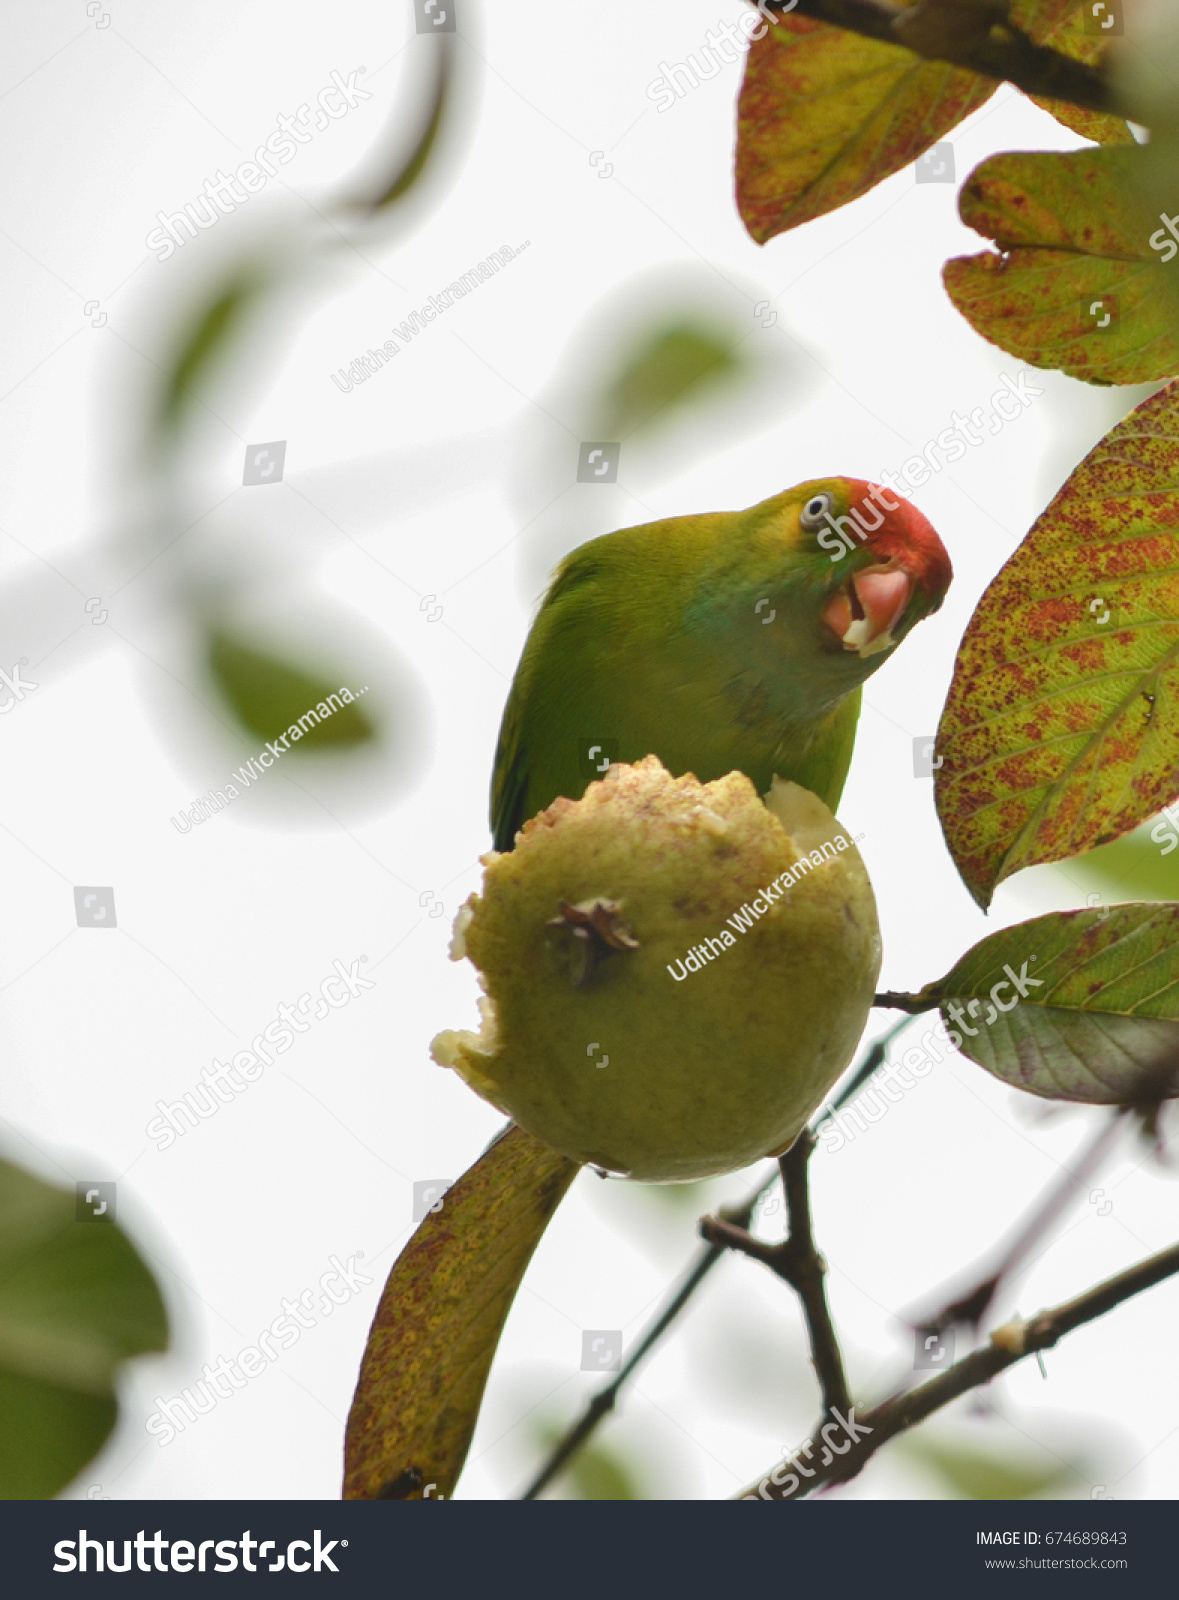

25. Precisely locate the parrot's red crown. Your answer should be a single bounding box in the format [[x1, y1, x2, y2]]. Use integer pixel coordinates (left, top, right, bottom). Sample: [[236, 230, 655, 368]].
[[816, 480, 952, 658], [849, 479, 953, 601]]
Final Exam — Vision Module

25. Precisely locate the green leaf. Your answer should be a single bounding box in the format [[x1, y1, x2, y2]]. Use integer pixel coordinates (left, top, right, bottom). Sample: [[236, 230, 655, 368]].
[[207, 630, 375, 749], [934, 380, 1179, 907], [1012, 0, 1135, 146], [904, 1434, 1082, 1499], [362, 36, 453, 211], [595, 323, 742, 442], [157, 272, 265, 436], [736, 16, 994, 244], [533, 1424, 642, 1500], [563, 1442, 640, 1500], [0, 1159, 168, 1498], [1067, 820, 1179, 903], [900, 905, 1179, 1103], [944, 147, 1179, 385], [343, 1125, 578, 1500]]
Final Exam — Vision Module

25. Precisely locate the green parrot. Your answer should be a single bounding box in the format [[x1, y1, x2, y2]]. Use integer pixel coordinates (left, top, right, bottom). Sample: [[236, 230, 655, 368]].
[[491, 477, 953, 851]]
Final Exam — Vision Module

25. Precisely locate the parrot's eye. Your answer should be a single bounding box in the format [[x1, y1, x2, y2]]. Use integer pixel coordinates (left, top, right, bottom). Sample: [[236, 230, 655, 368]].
[[800, 493, 835, 530]]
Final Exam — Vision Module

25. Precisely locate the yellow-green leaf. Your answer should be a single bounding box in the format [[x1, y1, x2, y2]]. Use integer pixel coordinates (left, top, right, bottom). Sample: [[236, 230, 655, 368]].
[[343, 1125, 578, 1500], [1012, 0, 1134, 146], [934, 380, 1179, 906], [896, 906, 1179, 1103], [207, 630, 375, 749], [736, 16, 994, 244], [944, 147, 1179, 385]]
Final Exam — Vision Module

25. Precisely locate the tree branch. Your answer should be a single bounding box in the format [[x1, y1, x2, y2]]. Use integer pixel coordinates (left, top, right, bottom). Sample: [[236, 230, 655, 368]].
[[702, 1127, 851, 1418], [741, 1235, 1179, 1499], [757, 0, 1135, 123], [873, 989, 939, 1013], [914, 1108, 1125, 1333]]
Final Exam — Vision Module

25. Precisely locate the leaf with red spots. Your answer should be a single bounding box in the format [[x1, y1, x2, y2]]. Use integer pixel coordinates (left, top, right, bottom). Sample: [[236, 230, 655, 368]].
[[1010, 0, 1134, 147], [944, 147, 1179, 385], [343, 1124, 577, 1500], [890, 905, 1179, 1103], [736, 16, 994, 244], [935, 380, 1179, 907]]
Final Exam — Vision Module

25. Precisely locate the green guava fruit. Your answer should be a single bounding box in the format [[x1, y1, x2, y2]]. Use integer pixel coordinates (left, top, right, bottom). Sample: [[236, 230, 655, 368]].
[[431, 757, 881, 1182]]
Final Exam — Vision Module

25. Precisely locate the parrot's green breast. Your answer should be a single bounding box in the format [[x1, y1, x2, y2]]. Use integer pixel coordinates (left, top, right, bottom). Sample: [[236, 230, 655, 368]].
[[491, 504, 865, 851]]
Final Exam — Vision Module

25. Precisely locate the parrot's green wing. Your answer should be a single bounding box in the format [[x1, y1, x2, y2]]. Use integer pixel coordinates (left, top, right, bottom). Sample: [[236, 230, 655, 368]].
[[491, 550, 606, 853], [490, 674, 532, 853]]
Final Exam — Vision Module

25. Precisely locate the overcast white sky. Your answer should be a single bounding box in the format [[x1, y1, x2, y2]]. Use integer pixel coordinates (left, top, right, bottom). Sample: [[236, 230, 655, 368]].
[[1, 0, 1176, 1502]]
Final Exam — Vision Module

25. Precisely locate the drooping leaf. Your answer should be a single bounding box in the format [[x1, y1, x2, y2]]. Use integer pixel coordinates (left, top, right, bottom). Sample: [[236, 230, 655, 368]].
[[895, 905, 1179, 1103], [343, 1124, 578, 1500], [934, 380, 1179, 907], [0, 1159, 168, 1498], [944, 147, 1179, 385], [1012, 0, 1134, 146], [207, 629, 375, 749], [736, 16, 994, 244]]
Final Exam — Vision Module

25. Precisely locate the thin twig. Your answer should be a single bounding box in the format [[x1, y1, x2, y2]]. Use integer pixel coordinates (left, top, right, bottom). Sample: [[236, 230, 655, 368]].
[[914, 1109, 1126, 1333], [873, 989, 938, 1014], [702, 1127, 851, 1418], [518, 1174, 773, 1500], [755, 0, 1134, 122], [741, 1235, 1179, 1498], [815, 1014, 914, 1130]]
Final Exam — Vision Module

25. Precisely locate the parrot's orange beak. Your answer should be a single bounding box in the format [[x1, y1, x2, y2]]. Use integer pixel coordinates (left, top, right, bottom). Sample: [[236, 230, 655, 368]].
[[822, 564, 913, 657]]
